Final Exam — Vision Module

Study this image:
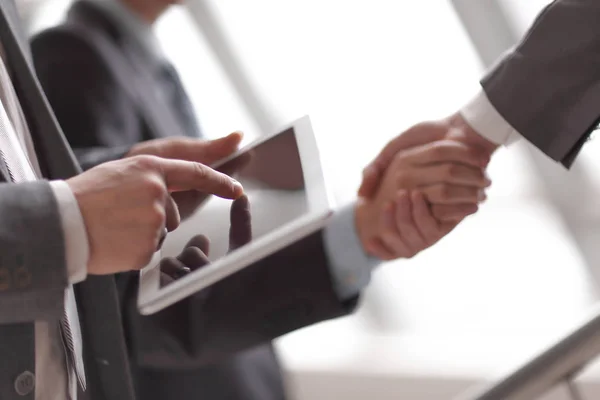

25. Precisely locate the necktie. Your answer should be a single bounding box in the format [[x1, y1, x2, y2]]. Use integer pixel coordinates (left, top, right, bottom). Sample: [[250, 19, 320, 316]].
[[157, 62, 203, 138], [0, 45, 86, 392]]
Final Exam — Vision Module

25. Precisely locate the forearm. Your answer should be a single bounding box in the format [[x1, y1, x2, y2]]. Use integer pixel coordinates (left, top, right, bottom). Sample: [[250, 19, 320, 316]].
[[121, 231, 358, 369], [0, 181, 67, 323], [482, 0, 600, 165]]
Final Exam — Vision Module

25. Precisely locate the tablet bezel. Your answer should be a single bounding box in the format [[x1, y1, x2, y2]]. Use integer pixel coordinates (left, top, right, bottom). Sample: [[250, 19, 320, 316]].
[[138, 115, 334, 315]]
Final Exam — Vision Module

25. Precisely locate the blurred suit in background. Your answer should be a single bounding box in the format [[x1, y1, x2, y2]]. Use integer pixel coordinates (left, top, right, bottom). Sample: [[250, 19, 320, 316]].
[[31, 1, 287, 399]]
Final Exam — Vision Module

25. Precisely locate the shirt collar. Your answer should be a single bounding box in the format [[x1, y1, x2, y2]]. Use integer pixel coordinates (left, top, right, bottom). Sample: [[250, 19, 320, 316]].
[[87, 0, 165, 64]]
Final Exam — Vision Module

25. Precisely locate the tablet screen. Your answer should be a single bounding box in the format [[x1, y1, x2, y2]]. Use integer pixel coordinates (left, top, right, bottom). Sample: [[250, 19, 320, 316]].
[[160, 127, 309, 266]]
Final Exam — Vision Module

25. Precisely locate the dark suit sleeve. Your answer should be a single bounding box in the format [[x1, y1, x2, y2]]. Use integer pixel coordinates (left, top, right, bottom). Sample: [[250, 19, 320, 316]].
[[0, 181, 69, 323], [119, 231, 359, 369], [31, 28, 136, 169], [481, 0, 600, 167]]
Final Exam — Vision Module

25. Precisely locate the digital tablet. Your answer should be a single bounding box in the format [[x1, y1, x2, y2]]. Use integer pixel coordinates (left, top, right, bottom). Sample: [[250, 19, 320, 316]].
[[138, 116, 334, 315]]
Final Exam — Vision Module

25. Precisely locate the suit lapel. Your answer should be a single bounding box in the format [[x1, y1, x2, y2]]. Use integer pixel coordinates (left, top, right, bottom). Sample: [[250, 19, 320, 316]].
[[0, 1, 20, 182], [0, 1, 32, 64], [0, 0, 80, 180], [0, 5, 136, 400]]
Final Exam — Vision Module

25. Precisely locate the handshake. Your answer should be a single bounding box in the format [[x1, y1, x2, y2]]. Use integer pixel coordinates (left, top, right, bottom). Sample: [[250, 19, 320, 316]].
[[163, 112, 497, 276], [353, 112, 495, 261]]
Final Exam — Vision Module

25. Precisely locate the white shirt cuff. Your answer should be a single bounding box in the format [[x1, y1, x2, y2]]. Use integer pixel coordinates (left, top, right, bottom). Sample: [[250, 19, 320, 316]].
[[460, 89, 522, 146], [323, 201, 381, 300], [49, 180, 89, 284]]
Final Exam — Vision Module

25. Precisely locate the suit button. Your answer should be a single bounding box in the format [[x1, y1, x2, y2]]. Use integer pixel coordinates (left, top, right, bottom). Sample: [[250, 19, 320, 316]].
[[14, 371, 35, 396]]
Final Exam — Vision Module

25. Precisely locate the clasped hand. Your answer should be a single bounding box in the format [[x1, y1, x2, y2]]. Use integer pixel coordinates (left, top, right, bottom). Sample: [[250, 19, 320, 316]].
[[355, 115, 495, 261]]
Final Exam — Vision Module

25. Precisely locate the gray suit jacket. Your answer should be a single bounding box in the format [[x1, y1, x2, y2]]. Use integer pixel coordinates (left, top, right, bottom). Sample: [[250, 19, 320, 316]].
[[481, 0, 600, 167], [0, 1, 360, 399], [0, 2, 88, 399]]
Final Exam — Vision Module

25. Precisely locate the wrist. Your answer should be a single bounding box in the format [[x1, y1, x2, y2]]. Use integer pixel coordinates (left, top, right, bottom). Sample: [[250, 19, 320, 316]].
[[446, 112, 498, 159], [50, 180, 90, 283]]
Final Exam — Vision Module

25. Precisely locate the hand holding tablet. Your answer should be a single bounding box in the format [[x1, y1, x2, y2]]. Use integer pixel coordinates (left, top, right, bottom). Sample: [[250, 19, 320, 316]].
[[138, 116, 333, 314]]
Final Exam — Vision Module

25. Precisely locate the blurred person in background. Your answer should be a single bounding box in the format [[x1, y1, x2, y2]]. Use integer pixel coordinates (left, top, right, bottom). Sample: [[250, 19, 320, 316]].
[[31, 0, 490, 399]]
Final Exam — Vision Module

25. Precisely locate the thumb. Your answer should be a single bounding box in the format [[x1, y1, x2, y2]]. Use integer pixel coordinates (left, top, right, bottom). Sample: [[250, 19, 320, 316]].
[[357, 164, 382, 199], [185, 131, 244, 166], [205, 131, 243, 158], [357, 121, 447, 198]]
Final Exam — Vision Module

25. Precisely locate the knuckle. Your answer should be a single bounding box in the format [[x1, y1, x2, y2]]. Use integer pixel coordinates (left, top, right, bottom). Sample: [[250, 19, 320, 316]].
[[149, 203, 166, 228], [168, 139, 186, 154], [430, 143, 447, 159], [193, 162, 208, 179], [131, 154, 159, 170], [144, 176, 167, 199]]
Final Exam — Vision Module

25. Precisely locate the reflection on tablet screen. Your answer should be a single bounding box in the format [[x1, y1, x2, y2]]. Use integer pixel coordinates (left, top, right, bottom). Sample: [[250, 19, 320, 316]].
[[160, 127, 309, 278]]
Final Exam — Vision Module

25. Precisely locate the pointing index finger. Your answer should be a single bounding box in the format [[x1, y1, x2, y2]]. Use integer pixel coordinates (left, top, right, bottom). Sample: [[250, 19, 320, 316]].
[[158, 158, 244, 199]]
